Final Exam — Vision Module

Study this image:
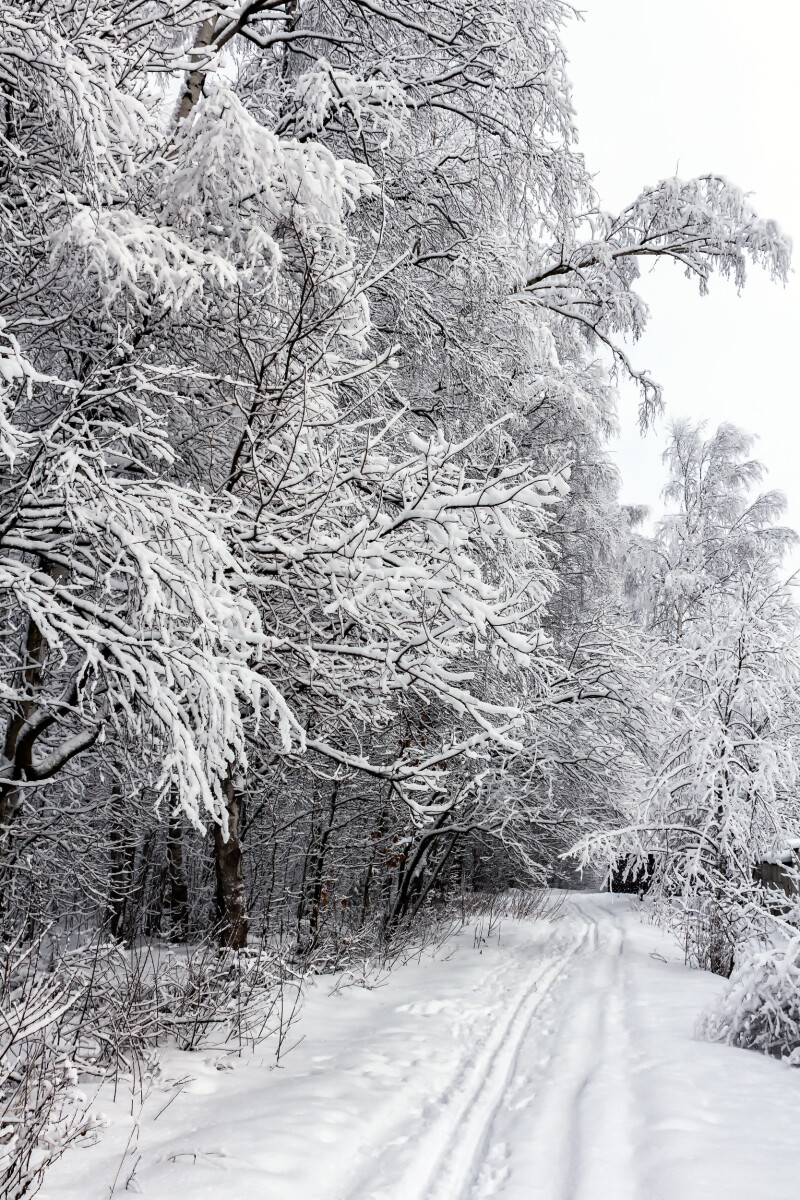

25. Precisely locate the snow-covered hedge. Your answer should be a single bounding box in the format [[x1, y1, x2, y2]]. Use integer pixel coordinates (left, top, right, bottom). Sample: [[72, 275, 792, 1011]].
[[702, 942, 800, 1064]]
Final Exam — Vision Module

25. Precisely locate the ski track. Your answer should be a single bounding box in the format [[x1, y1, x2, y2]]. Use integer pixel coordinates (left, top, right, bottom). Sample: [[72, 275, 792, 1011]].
[[346, 912, 594, 1200], [532, 899, 640, 1200], [356, 897, 643, 1200], [353, 896, 800, 1200]]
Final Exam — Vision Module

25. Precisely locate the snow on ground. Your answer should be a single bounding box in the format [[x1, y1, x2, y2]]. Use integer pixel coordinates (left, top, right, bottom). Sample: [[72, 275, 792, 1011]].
[[42, 894, 800, 1200]]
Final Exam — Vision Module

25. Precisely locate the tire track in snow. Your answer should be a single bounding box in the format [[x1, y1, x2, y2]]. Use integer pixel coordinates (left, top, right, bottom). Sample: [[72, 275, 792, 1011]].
[[353, 919, 592, 1200]]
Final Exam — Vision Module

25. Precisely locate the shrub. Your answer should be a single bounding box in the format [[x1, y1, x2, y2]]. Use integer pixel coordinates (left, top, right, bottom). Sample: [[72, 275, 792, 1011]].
[[701, 941, 800, 1063]]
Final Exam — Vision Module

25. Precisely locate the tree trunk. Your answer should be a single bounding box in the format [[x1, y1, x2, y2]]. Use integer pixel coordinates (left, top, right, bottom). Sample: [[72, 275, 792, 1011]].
[[167, 807, 189, 942], [214, 769, 248, 950], [175, 17, 217, 124], [1, 563, 68, 860], [106, 779, 137, 940], [410, 833, 458, 919], [307, 784, 338, 940]]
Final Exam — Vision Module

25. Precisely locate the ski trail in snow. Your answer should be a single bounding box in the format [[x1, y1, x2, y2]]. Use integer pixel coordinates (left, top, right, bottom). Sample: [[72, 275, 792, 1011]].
[[494, 898, 640, 1200], [349, 919, 592, 1200], [559, 901, 639, 1200], [423, 925, 593, 1200]]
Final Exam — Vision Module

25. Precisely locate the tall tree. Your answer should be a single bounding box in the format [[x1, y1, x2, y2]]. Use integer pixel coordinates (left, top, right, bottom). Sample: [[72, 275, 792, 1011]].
[[585, 422, 800, 974]]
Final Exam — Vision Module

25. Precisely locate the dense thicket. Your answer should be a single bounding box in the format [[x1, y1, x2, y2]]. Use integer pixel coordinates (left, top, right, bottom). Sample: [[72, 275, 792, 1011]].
[[1, 1, 798, 1189]]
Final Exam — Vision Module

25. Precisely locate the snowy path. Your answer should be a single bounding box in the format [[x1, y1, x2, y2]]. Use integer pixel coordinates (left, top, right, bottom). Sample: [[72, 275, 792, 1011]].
[[45, 895, 800, 1200]]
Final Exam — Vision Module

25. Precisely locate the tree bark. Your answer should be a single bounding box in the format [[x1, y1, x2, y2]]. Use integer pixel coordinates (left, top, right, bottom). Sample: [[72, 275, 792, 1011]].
[[214, 769, 248, 950], [175, 17, 217, 124], [167, 807, 189, 942], [1, 563, 68, 856], [307, 784, 338, 940]]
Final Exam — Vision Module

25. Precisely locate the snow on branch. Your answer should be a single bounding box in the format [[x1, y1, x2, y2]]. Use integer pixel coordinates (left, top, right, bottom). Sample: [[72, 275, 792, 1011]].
[[519, 176, 791, 420]]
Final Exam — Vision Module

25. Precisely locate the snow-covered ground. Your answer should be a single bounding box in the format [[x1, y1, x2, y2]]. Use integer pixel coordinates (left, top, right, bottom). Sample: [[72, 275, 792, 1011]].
[[42, 894, 800, 1200]]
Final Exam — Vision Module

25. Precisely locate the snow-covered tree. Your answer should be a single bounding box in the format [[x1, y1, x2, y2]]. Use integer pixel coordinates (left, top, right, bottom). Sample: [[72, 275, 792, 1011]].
[[585, 422, 800, 974], [0, 1, 792, 955]]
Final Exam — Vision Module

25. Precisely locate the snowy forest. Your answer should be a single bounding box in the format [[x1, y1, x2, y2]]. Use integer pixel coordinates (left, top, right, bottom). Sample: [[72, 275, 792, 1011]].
[[3, 2, 800, 1197]]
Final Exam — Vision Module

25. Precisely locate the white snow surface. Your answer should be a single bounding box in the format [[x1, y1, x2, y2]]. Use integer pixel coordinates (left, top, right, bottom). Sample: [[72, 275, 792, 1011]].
[[42, 894, 800, 1200]]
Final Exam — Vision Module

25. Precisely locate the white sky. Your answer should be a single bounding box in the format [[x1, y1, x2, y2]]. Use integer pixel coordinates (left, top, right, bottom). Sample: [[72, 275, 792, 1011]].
[[565, 0, 800, 554]]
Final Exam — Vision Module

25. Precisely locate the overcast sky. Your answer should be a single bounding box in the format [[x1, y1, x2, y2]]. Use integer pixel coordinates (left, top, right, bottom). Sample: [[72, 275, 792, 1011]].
[[565, 0, 800, 556]]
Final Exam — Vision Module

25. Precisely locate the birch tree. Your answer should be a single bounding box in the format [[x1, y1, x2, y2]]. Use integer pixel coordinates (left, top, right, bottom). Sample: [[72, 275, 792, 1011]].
[[585, 423, 800, 974]]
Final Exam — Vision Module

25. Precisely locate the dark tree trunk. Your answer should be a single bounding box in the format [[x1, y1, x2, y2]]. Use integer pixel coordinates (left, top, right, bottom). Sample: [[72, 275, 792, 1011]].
[[391, 811, 449, 923], [130, 828, 158, 938], [307, 784, 338, 940], [0, 565, 70, 920], [410, 833, 459, 919], [1, 596, 54, 850], [167, 807, 189, 942], [215, 770, 248, 950]]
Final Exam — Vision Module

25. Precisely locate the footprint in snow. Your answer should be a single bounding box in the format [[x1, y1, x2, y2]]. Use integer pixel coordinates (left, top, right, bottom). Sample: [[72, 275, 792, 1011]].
[[472, 1140, 510, 1198]]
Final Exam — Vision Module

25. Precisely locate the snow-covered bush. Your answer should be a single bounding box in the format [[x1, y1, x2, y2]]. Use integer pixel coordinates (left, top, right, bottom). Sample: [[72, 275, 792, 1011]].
[[0, 1048, 104, 1200], [0, 928, 106, 1200], [702, 941, 800, 1063]]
